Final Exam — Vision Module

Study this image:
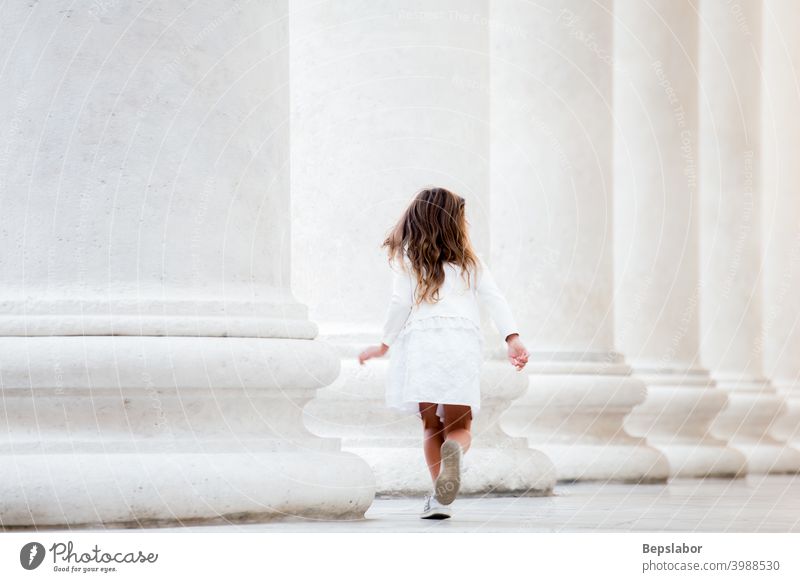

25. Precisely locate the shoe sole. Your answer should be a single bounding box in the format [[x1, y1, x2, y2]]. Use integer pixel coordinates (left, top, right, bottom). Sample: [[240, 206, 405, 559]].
[[420, 510, 451, 520], [435, 440, 462, 505]]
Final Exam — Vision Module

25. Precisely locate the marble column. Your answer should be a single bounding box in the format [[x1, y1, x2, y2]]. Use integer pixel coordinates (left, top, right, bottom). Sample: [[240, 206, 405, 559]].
[[0, 1, 374, 527], [291, 0, 555, 495], [698, 0, 800, 474], [613, 0, 746, 478], [493, 0, 668, 482], [699, 0, 800, 474], [762, 0, 800, 446]]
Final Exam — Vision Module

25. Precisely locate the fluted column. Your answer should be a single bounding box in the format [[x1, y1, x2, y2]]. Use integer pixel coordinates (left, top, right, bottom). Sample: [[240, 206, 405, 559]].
[[291, 0, 555, 495], [763, 0, 800, 447], [494, 0, 668, 482], [614, 0, 746, 478], [0, 1, 374, 527]]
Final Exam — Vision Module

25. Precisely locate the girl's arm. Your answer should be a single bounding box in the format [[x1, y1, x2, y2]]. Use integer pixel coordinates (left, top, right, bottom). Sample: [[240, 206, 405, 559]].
[[475, 254, 519, 342], [379, 257, 414, 347], [358, 257, 414, 365], [475, 255, 529, 370]]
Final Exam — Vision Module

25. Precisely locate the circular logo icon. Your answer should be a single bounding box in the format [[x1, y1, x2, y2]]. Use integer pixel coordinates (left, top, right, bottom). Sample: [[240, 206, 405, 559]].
[[20, 542, 46, 570]]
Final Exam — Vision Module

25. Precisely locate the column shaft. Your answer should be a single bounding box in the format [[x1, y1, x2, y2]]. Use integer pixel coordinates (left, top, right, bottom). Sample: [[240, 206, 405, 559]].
[[291, 0, 555, 495], [614, 0, 746, 478], [762, 0, 800, 446], [699, 0, 800, 473], [0, 1, 374, 527], [494, 0, 668, 482]]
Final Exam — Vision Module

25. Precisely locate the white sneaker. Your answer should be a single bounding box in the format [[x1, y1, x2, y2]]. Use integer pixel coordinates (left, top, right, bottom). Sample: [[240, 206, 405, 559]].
[[434, 440, 462, 505], [420, 493, 452, 520]]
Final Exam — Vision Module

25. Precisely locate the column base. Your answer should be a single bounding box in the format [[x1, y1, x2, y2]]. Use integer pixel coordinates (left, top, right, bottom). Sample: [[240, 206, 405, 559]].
[[770, 382, 800, 444], [624, 368, 747, 478], [725, 443, 800, 475], [709, 379, 800, 475], [643, 442, 746, 479], [501, 358, 670, 483], [1, 451, 374, 528], [304, 334, 557, 497], [0, 336, 376, 528], [350, 445, 554, 497]]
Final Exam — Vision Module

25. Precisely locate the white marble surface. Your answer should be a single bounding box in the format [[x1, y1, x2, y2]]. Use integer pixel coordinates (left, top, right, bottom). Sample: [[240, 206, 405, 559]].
[[762, 0, 800, 445], [697, 0, 800, 474], [59, 475, 800, 533], [491, 0, 665, 484], [613, 0, 743, 479], [290, 0, 492, 330], [288, 0, 554, 497], [0, 1, 376, 527]]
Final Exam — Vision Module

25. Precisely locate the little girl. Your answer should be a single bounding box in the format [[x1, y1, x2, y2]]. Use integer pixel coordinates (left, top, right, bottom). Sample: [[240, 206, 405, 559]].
[[358, 187, 529, 520]]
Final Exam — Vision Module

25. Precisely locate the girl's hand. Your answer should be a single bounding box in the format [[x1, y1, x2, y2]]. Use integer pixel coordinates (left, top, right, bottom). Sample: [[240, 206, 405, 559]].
[[358, 343, 389, 365], [505, 334, 529, 371]]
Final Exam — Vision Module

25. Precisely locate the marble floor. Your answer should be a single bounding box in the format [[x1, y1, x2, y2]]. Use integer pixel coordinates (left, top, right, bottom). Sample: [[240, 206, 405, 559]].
[[92, 474, 800, 533]]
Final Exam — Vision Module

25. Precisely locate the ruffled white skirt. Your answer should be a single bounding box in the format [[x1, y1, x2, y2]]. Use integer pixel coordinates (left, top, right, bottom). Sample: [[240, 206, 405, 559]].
[[386, 315, 485, 424]]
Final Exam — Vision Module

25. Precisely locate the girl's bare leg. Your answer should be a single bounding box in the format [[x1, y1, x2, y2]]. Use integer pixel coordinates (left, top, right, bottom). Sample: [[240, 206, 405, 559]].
[[419, 402, 445, 482], [442, 404, 472, 454]]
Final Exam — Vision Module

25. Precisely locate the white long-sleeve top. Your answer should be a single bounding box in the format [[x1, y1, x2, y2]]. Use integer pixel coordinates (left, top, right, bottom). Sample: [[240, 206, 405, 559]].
[[380, 254, 519, 346]]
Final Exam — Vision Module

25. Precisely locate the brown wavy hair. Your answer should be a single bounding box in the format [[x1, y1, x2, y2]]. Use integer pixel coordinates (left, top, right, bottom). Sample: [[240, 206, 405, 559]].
[[383, 187, 480, 305]]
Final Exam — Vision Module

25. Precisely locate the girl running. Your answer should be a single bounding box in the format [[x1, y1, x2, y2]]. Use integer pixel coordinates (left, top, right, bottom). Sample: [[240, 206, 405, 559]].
[[358, 187, 529, 519]]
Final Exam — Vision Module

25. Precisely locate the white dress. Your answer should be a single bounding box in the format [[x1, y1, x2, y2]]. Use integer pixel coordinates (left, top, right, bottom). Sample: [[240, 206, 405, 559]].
[[380, 254, 519, 424]]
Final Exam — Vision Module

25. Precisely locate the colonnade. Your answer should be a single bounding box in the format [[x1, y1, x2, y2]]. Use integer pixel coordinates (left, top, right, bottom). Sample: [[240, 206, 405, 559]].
[[1, 1, 798, 527], [292, 0, 800, 494]]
